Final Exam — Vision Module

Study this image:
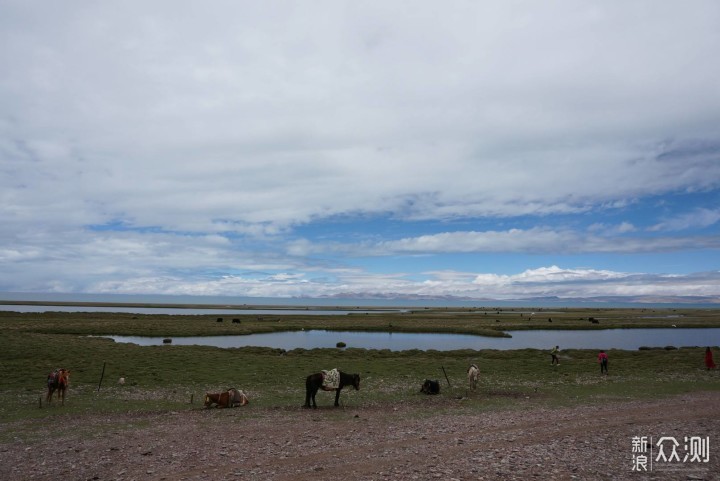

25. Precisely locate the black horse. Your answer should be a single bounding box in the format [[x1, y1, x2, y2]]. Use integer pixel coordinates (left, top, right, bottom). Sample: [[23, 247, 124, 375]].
[[304, 370, 360, 408]]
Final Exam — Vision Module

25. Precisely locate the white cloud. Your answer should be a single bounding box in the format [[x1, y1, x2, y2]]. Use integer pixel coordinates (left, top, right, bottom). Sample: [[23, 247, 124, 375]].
[[2, 1, 720, 233], [1, 1, 719, 298], [511, 266, 629, 283], [78, 265, 720, 300], [287, 228, 720, 256], [649, 208, 720, 232], [588, 222, 637, 235]]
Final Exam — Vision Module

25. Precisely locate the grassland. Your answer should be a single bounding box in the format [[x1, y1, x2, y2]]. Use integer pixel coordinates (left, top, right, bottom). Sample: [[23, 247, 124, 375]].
[[1, 307, 719, 429]]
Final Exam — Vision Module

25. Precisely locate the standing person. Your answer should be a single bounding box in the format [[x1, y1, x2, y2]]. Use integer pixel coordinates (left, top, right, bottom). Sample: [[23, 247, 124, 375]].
[[705, 347, 717, 370], [598, 350, 609, 375], [551, 345, 560, 365]]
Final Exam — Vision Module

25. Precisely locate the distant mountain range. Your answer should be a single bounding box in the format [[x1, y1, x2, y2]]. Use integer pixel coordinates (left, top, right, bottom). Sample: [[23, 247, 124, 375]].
[[317, 292, 720, 305], [521, 295, 720, 305]]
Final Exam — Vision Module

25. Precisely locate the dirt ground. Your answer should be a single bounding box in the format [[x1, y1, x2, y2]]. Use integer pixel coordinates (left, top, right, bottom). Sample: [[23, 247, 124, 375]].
[[2, 392, 718, 481]]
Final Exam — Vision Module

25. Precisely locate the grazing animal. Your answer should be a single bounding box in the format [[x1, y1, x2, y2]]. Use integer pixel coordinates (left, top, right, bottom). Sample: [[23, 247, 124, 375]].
[[304, 369, 360, 408], [467, 364, 479, 390], [420, 379, 440, 395], [46, 368, 70, 405]]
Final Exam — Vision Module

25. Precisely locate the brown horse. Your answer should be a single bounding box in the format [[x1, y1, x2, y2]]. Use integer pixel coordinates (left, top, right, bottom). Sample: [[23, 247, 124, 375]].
[[46, 368, 69, 405], [204, 391, 231, 408], [304, 370, 360, 408], [204, 388, 249, 408]]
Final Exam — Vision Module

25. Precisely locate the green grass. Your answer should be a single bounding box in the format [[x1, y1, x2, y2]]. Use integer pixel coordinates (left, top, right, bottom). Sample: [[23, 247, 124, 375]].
[[3, 306, 719, 337], [1, 309, 719, 431]]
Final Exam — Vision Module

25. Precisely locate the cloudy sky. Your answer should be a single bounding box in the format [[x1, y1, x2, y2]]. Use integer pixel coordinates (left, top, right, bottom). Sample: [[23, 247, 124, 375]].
[[2, 1, 720, 301]]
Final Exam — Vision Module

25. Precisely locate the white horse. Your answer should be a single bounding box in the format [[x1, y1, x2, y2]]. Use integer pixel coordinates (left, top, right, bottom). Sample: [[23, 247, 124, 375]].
[[467, 364, 479, 390]]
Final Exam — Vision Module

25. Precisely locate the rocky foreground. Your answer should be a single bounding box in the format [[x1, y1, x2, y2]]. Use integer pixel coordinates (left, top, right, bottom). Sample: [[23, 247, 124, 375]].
[[2, 392, 719, 481]]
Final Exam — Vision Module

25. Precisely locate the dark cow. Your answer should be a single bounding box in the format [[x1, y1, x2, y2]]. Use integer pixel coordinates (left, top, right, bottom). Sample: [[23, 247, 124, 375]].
[[420, 379, 440, 395]]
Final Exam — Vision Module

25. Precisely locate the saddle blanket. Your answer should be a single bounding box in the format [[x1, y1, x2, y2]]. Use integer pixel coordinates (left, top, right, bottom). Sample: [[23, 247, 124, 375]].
[[321, 368, 340, 389]]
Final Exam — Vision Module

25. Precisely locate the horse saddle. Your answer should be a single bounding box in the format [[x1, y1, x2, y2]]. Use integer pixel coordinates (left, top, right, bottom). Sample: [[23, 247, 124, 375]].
[[321, 368, 340, 390], [47, 370, 59, 386]]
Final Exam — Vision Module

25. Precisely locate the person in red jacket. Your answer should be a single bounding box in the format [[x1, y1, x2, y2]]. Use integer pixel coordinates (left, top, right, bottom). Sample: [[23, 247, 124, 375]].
[[705, 347, 716, 370], [598, 350, 609, 375]]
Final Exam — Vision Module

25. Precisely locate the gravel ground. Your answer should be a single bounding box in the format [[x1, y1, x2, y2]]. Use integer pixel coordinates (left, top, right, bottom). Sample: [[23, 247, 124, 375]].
[[2, 392, 718, 481]]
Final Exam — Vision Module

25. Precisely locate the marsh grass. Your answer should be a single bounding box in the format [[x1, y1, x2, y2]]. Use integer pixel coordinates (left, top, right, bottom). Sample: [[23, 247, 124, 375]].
[[1, 309, 719, 430], [3, 306, 719, 337]]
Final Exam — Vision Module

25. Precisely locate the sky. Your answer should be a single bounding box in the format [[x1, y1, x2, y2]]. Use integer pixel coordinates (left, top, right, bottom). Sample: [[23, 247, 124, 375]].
[[1, 1, 720, 301]]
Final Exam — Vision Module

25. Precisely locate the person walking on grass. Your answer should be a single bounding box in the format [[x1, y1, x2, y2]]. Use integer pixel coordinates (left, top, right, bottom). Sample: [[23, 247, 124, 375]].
[[598, 350, 609, 375], [551, 345, 560, 365], [705, 347, 716, 370]]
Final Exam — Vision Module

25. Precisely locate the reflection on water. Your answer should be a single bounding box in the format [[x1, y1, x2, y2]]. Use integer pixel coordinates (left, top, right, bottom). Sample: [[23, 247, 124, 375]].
[[100, 328, 720, 351]]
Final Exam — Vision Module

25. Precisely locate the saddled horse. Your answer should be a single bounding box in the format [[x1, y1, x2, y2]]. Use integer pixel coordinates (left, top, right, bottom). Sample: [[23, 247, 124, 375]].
[[204, 388, 250, 408], [46, 368, 70, 405], [227, 388, 249, 406], [204, 391, 232, 408], [304, 370, 360, 409], [467, 363, 479, 390]]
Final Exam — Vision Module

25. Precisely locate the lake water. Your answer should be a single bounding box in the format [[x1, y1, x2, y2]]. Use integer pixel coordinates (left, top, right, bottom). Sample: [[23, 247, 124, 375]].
[[100, 328, 720, 351]]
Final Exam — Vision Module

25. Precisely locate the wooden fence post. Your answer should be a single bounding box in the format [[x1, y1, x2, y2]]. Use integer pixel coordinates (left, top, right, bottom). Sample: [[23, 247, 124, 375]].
[[97, 362, 106, 392], [441, 366, 451, 387]]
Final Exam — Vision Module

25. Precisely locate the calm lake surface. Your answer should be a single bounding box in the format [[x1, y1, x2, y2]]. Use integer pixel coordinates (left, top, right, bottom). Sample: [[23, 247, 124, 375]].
[[101, 328, 720, 351]]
